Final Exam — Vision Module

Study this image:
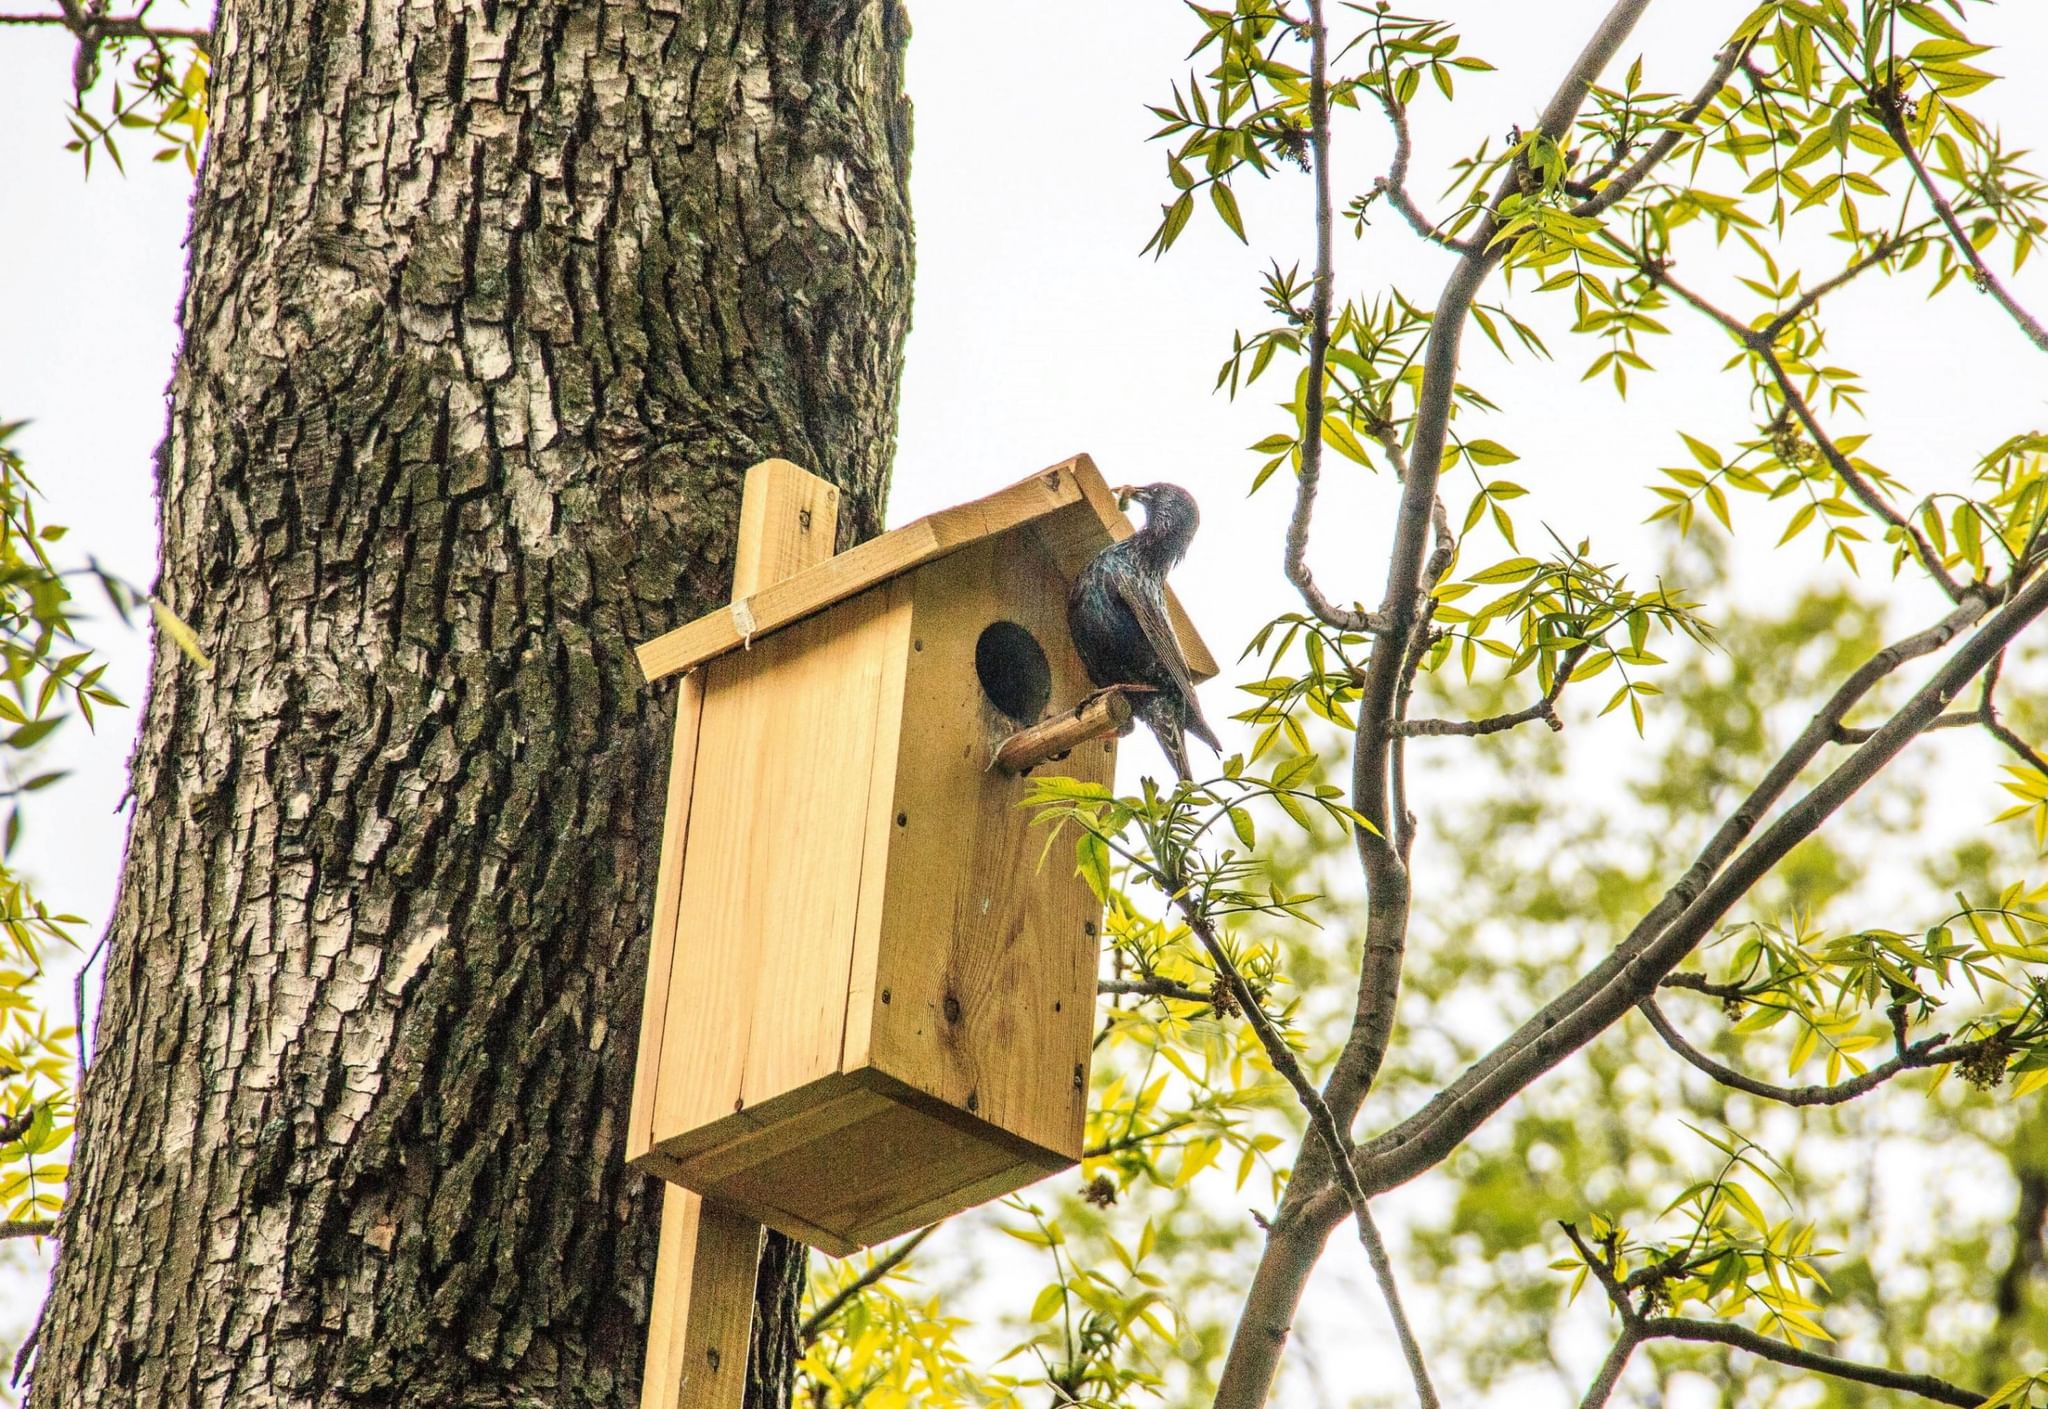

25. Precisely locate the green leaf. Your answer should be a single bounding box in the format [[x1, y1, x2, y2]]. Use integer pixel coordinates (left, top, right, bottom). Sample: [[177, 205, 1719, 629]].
[[1210, 182, 1248, 243], [150, 598, 214, 671]]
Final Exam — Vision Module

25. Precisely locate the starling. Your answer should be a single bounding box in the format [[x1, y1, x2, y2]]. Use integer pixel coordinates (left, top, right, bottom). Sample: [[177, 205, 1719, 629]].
[[1067, 483, 1221, 782]]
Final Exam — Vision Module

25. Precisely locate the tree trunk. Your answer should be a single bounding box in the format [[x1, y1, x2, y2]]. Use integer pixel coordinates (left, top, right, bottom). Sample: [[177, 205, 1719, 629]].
[[29, 0, 911, 1404]]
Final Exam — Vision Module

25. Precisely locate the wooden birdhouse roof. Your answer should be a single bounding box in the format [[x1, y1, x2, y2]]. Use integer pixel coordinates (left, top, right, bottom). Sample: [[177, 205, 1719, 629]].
[[634, 454, 1219, 684]]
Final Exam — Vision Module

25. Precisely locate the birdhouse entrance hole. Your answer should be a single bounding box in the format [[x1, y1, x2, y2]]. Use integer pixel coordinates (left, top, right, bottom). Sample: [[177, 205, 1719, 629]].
[[975, 620, 1052, 724]]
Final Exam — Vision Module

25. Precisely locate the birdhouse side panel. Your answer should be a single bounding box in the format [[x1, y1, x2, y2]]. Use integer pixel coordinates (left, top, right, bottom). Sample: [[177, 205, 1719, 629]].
[[850, 533, 1113, 1162], [646, 583, 908, 1149]]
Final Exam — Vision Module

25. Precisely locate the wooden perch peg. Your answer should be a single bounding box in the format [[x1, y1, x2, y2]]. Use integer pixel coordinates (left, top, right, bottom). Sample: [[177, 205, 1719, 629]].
[[992, 686, 1150, 775]]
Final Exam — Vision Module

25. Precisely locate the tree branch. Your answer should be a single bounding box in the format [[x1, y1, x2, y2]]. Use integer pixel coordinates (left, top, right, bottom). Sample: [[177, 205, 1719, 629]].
[[1760, 231, 1927, 341], [1348, 588, 1991, 1205], [1361, 27, 1474, 253], [1098, 976, 1212, 1005], [1562, 1219, 1985, 1407], [1638, 996, 1981, 1106], [1978, 652, 2048, 777], [798, 1225, 935, 1344], [1638, 1318, 1986, 1407], [1172, 886, 1438, 1409], [0, 1218, 54, 1242], [1336, 572, 2043, 1209], [1570, 38, 1748, 219], [1578, 1329, 1641, 1409], [1642, 256, 1963, 601], [0, 10, 207, 37], [1285, 0, 1390, 639], [1220, 8, 1661, 1404], [1398, 644, 1586, 737], [1876, 107, 2048, 356]]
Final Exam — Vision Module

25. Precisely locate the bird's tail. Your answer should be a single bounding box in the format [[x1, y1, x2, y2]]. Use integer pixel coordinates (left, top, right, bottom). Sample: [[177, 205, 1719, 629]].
[[1139, 697, 1197, 782], [1184, 696, 1222, 756], [1160, 726, 1194, 784]]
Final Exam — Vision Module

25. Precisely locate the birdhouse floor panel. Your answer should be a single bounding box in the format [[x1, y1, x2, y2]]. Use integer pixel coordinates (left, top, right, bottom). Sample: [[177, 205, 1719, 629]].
[[640, 1066, 1071, 1257]]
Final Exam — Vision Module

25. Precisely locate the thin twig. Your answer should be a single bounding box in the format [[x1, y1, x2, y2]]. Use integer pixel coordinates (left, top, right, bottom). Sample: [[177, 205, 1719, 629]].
[[0, 9, 206, 35], [1659, 972, 1753, 1004], [1978, 652, 2048, 777], [1641, 254, 1963, 601], [1360, 18, 1474, 253], [1172, 885, 1438, 1409], [798, 1225, 936, 1344], [1084, 1117, 1195, 1160], [1399, 644, 1587, 737], [1760, 231, 1923, 341], [1098, 976, 1212, 1005], [1639, 996, 1979, 1106], [1286, 0, 1390, 639], [1638, 1318, 1986, 1407], [1877, 107, 2048, 355]]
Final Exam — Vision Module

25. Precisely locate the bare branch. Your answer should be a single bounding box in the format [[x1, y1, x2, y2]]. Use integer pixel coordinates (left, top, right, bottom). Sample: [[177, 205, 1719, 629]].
[[1351, 589, 1992, 1202], [1286, 1, 1391, 639], [1360, 32, 1474, 253], [0, 1218, 54, 1242], [1173, 883, 1439, 1409], [1876, 107, 2048, 356], [1098, 976, 1212, 1005], [1830, 708, 1981, 744], [1761, 231, 1928, 341], [1637, 1318, 1986, 1407], [1399, 644, 1587, 737], [0, 10, 207, 37], [1979, 653, 2048, 777], [1638, 997, 1982, 1106], [1659, 972, 1756, 1004], [1578, 1330, 1641, 1409], [1337, 574, 2043, 1208], [799, 1225, 936, 1344]]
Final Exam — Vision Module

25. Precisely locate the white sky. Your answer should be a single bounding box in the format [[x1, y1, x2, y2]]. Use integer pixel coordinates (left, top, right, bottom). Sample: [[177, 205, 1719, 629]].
[[3, 2, 2047, 1404]]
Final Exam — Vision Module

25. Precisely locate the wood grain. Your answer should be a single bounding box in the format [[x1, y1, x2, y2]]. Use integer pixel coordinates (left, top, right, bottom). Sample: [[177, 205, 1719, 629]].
[[853, 531, 1115, 1161], [627, 674, 706, 1164], [650, 592, 894, 1140], [733, 459, 843, 600], [637, 459, 843, 1409], [640, 1187, 766, 1409]]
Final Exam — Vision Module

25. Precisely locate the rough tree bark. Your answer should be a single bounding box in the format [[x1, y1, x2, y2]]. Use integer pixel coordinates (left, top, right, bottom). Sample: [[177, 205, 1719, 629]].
[[29, 1, 911, 1404]]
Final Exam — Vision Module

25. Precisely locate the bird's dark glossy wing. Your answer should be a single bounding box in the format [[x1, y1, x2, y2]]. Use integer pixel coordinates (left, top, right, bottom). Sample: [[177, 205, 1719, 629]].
[[1109, 569, 1201, 706]]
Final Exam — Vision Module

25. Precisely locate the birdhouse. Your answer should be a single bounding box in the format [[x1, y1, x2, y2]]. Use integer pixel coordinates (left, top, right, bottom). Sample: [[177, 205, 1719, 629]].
[[626, 455, 1216, 1264]]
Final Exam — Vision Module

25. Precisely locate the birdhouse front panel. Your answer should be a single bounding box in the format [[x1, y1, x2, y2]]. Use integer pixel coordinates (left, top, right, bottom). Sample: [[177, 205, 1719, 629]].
[[849, 530, 1113, 1162]]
